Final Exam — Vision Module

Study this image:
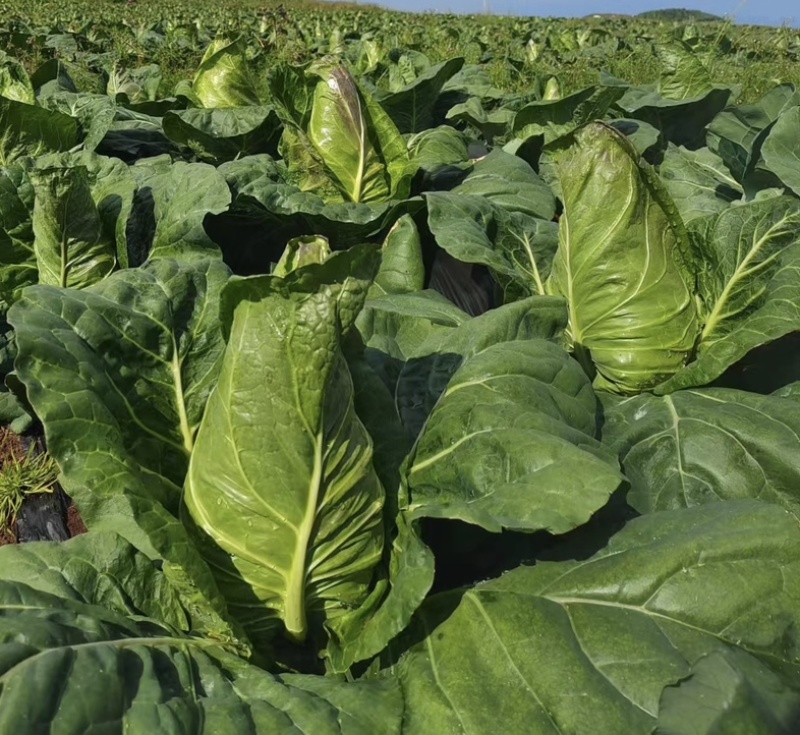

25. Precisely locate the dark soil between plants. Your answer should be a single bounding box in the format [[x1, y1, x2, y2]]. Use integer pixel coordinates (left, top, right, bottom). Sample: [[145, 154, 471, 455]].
[[0, 426, 87, 546]]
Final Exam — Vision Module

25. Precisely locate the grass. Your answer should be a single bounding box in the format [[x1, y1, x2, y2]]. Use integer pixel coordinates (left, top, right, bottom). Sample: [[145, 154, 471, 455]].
[[0, 429, 59, 542]]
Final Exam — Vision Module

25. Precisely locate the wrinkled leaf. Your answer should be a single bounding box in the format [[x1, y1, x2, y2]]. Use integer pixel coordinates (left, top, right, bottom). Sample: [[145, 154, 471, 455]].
[[549, 123, 699, 393]]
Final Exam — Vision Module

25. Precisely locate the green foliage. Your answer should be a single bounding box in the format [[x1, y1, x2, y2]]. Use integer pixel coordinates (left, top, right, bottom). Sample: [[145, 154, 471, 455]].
[[2, 3, 800, 732]]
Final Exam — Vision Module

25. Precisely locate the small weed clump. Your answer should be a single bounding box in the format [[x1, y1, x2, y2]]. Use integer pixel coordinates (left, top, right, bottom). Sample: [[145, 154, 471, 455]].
[[0, 430, 59, 542]]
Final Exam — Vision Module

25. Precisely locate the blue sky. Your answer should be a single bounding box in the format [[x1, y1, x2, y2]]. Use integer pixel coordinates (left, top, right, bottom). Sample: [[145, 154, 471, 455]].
[[350, 1, 796, 27]]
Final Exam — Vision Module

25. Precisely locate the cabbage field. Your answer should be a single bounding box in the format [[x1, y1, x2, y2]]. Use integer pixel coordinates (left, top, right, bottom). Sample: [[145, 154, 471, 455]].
[[3, 1, 800, 732]]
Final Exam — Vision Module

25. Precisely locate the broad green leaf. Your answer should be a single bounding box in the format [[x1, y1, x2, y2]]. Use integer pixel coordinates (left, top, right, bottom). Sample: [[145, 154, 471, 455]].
[[265, 243, 381, 338], [8, 258, 237, 642], [0, 97, 79, 165], [192, 36, 259, 108], [365, 290, 469, 329], [30, 166, 117, 289], [618, 86, 732, 148], [31, 59, 77, 97], [0, 51, 34, 103], [395, 297, 568, 439], [549, 122, 700, 394], [306, 63, 414, 203], [212, 156, 423, 271], [33, 150, 136, 269], [40, 92, 117, 153], [405, 339, 621, 534], [656, 648, 800, 735], [440, 63, 506, 101], [129, 160, 231, 263], [659, 196, 800, 393], [609, 118, 661, 155], [185, 280, 385, 645], [273, 234, 332, 277], [326, 512, 434, 674], [108, 64, 162, 104], [511, 85, 625, 144], [162, 106, 282, 163], [407, 125, 470, 172], [0, 164, 36, 305], [452, 149, 555, 221], [392, 501, 800, 734], [446, 97, 514, 143], [377, 57, 464, 134], [322, 360, 434, 673], [0, 531, 187, 629], [426, 192, 559, 298], [759, 106, 800, 197], [656, 42, 714, 100], [367, 214, 425, 298], [660, 145, 742, 224], [707, 84, 800, 183], [0, 558, 403, 733], [601, 388, 800, 516], [0, 151, 135, 304]]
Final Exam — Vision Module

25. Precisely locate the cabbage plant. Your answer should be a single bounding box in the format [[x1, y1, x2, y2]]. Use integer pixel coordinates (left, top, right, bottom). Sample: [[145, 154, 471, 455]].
[[548, 122, 800, 394], [271, 60, 415, 203], [191, 36, 260, 108]]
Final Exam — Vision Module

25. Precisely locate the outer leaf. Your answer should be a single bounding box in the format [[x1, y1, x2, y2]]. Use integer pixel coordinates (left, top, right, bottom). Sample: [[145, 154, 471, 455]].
[[656, 42, 714, 100], [273, 234, 332, 277], [40, 92, 117, 153], [377, 57, 464, 134], [162, 106, 282, 163], [759, 107, 800, 197], [395, 296, 568, 439], [656, 648, 800, 735], [0, 97, 79, 165], [0, 531, 187, 630], [0, 51, 34, 103], [660, 145, 742, 224], [511, 85, 624, 144], [212, 156, 423, 273], [601, 388, 800, 517], [426, 192, 559, 298], [618, 86, 732, 148], [30, 166, 117, 289], [706, 84, 800, 183], [452, 149, 555, 220], [610, 118, 661, 155], [306, 63, 414, 203], [34, 150, 136, 269], [447, 97, 514, 143], [324, 359, 434, 673], [368, 214, 425, 297], [325, 513, 434, 674], [8, 259, 237, 642], [129, 160, 231, 264], [549, 122, 700, 394], [392, 501, 800, 734], [405, 340, 621, 534], [407, 125, 470, 172], [192, 36, 259, 108], [659, 196, 800, 393], [0, 165, 36, 305], [0, 558, 403, 733], [185, 280, 385, 644]]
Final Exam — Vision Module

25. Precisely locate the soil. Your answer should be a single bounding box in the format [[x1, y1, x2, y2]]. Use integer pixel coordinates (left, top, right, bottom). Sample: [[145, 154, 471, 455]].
[[0, 425, 87, 545], [67, 504, 88, 537]]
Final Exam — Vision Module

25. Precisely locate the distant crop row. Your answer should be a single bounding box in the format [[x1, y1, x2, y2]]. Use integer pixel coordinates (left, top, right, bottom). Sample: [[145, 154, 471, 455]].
[[2, 6, 800, 733]]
